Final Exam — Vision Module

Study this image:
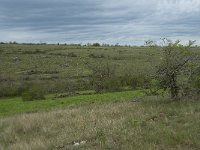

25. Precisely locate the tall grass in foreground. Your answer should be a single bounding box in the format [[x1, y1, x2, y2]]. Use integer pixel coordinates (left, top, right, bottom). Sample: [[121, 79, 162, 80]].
[[0, 97, 200, 150]]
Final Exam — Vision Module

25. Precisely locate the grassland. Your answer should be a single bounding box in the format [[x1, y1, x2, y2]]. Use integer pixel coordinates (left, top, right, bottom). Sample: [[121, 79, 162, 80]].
[[0, 44, 162, 96], [0, 90, 144, 116], [0, 44, 200, 150], [1, 44, 199, 96], [1, 96, 200, 150]]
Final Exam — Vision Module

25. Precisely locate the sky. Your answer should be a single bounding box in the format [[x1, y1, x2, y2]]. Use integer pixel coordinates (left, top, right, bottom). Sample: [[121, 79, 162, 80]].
[[0, 0, 200, 45]]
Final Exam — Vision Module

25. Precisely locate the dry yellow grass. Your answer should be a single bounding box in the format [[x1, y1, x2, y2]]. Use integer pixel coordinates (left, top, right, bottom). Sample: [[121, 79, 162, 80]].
[[0, 98, 200, 150]]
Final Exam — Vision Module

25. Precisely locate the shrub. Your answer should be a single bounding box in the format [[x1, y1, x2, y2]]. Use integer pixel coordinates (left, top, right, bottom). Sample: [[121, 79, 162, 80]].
[[22, 85, 46, 101], [89, 63, 121, 93], [147, 39, 198, 100], [181, 67, 200, 98], [190, 67, 200, 92], [103, 77, 121, 92], [0, 80, 21, 97], [119, 74, 151, 90], [67, 52, 77, 57], [129, 75, 151, 89]]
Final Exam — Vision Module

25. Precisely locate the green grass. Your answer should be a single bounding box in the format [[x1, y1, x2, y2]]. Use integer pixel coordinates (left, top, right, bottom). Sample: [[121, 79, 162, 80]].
[[0, 90, 144, 116], [0, 44, 162, 96], [1, 44, 199, 97], [1, 96, 200, 150], [1, 44, 200, 149]]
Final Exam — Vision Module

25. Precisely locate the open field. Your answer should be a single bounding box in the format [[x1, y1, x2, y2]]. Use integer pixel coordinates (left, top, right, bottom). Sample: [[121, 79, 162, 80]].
[[0, 44, 200, 149], [1, 44, 200, 96], [1, 96, 200, 150], [0, 44, 164, 96], [1, 0, 200, 149]]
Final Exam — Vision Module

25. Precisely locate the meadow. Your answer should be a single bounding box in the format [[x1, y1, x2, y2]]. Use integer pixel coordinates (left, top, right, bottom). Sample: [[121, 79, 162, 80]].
[[0, 44, 161, 96], [0, 43, 200, 149], [1, 96, 200, 149]]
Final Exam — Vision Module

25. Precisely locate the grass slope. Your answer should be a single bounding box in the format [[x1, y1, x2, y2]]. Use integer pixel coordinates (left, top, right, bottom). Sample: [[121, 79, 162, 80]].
[[0, 96, 200, 150]]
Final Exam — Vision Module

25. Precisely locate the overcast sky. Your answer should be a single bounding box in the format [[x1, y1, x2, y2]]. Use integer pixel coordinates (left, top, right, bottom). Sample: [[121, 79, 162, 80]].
[[0, 0, 200, 45]]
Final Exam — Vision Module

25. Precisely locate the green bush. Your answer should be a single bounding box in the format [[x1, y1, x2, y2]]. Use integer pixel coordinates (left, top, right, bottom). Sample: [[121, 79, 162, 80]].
[[191, 71, 200, 92], [103, 77, 121, 92], [120, 74, 151, 90], [181, 68, 200, 97], [22, 86, 46, 101], [67, 52, 77, 57], [0, 81, 21, 97], [89, 63, 121, 93]]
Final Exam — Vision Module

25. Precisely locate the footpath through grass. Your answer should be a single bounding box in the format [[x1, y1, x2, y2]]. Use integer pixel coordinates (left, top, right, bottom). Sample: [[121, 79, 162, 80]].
[[0, 90, 144, 116]]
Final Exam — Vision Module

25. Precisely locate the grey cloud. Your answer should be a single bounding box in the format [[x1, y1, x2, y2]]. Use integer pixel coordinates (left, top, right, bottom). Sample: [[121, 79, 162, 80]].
[[0, 0, 199, 45]]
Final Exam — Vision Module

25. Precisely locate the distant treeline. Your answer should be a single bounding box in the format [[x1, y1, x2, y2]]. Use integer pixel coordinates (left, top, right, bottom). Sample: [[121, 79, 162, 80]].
[[0, 41, 134, 47], [1, 41, 199, 48]]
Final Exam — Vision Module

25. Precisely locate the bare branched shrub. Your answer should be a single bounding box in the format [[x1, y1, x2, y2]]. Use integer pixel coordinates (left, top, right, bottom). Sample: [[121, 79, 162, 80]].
[[150, 39, 199, 100]]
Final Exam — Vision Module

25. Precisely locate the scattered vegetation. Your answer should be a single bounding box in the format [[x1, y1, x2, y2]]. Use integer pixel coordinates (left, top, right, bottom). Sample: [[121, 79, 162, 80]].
[[0, 42, 199, 99], [0, 41, 200, 149]]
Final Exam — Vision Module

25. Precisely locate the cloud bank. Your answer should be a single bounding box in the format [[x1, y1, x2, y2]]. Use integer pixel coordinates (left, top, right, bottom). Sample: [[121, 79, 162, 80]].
[[0, 0, 200, 45]]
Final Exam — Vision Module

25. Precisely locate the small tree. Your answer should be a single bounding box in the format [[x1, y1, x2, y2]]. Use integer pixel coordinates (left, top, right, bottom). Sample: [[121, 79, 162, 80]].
[[155, 39, 197, 100], [92, 43, 100, 47]]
